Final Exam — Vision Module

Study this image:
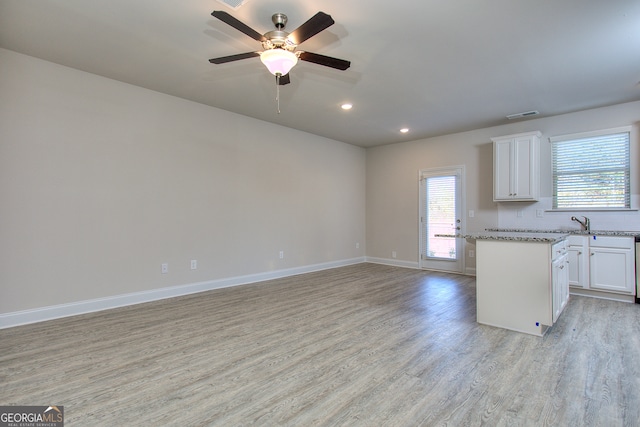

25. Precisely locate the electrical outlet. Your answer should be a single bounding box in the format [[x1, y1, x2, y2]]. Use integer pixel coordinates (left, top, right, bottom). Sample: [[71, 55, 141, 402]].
[[536, 209, 544, 218], [517, 210, 524, 218], [279, 251, 284, 259], [161, 263, 168, 274], [469, 250, 475, 258], [190, 260, 197, 270], [356, 242, 360, 249], [392, 251, 397, 259], [468, 210, 475, 218]]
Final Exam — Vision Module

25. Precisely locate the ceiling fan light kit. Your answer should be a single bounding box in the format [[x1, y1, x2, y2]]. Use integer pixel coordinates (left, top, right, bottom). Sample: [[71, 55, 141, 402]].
[[260, 49, 298, 76]]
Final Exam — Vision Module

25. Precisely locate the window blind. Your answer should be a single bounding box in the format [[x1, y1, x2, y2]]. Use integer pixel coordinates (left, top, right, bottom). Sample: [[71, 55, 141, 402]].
[[422, 174, 457, 259], [551, 128, 630, 209]]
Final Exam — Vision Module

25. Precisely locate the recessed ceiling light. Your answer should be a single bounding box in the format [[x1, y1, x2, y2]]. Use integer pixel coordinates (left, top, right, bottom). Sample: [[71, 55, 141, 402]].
[[341, 103, 353, 110], [400, 128, 410, 133]]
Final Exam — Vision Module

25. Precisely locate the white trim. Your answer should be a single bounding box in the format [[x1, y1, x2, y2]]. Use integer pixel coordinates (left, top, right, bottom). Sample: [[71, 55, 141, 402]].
[[365, 257, 420, 269], [0, 257, 366, 329]]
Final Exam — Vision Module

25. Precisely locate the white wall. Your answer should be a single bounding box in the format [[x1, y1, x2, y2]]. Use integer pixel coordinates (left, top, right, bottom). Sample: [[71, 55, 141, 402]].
[[366, 100, 640, 273], [0, 48, 366, 318]]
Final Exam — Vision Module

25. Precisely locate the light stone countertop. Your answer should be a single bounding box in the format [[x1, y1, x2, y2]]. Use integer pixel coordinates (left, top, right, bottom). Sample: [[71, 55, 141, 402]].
[[486, 228, 640, 237], [438, 228, 640, 243], [461, 231, 566, 243]]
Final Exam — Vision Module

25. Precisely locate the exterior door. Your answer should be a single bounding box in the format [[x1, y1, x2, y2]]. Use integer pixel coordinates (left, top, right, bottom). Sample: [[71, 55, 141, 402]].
[[419, 167, 464, 273]]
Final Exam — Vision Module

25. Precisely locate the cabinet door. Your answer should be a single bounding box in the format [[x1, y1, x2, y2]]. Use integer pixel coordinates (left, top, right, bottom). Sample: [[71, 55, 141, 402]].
[[590, 247, 634, 293], [493, 139, 513, 200], [567, 245, 587, 288], [512, 136, 536, 200], [560, 254, 569, 314], [552, 253, 569, 322]]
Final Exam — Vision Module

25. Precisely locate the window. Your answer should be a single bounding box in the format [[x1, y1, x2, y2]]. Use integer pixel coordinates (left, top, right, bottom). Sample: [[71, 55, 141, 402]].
[[551, 127, 630, 209]]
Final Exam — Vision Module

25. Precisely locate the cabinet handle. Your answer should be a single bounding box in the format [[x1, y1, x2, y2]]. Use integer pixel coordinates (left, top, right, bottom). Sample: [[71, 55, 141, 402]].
[[591, 252, 594, 256], [559, 265, 564, 269]]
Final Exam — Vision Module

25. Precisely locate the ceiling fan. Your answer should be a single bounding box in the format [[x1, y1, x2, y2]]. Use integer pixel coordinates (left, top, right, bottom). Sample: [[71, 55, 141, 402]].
[[209, 10, 351, 86]]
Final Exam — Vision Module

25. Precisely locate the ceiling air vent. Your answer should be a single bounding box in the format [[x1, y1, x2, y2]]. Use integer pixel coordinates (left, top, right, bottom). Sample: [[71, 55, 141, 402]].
[[506, 110, 540, 120], [216, 0, 251, 9]]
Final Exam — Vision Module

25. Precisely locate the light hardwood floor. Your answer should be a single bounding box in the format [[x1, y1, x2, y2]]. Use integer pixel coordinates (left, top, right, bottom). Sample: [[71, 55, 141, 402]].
[[1, 263, 639, 426]]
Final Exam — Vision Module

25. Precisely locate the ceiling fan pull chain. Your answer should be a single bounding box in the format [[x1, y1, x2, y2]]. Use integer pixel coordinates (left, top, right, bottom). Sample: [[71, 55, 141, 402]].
[[276, 74, 281, 114]]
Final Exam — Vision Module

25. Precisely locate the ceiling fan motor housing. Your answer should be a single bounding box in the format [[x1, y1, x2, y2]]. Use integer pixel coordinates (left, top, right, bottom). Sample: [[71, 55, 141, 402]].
[[262, 30, 295, 50], [263, 14, 296, 51]]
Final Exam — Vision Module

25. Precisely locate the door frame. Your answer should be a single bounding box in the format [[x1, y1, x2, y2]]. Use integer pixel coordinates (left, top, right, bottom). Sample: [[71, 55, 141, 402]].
[[418, 165, 466, 273]]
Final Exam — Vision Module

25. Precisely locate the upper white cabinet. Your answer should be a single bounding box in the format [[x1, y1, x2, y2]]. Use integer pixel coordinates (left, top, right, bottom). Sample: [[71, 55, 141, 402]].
[[492, 131, 541, 201]]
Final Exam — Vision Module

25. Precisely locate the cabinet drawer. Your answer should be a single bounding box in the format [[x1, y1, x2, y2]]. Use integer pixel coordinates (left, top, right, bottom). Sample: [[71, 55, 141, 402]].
[[589, 235, 633, 249], [567, 235, 588, 246], [552, 240, 567, 260]]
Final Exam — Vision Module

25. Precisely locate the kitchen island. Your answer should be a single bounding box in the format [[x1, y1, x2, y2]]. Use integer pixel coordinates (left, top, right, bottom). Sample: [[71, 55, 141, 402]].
[[465, 231, 569, 336]]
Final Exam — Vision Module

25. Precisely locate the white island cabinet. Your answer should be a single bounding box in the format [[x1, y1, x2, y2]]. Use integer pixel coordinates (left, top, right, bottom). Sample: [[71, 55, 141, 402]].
[[474, 234, 569, 336]]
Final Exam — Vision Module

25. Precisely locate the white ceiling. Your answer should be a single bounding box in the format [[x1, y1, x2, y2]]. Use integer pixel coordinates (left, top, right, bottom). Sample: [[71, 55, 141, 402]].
[[1, 0, 639, 147]]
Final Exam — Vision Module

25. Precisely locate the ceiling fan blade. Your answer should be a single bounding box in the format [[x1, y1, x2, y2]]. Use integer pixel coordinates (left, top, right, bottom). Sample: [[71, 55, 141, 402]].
[[277, 73, 291, 85], [287, 12, 335, 45], [211, 10, 266, 42], [209, 51, 260, 64], [298, 51, 351, 70]]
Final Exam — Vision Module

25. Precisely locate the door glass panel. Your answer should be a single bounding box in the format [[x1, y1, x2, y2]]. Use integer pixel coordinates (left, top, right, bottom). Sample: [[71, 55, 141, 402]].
[[426, 175, 456, 259]]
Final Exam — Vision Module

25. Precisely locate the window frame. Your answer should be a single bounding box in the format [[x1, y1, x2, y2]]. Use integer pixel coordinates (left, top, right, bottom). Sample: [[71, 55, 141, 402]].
[[550, 126, 632, 211]]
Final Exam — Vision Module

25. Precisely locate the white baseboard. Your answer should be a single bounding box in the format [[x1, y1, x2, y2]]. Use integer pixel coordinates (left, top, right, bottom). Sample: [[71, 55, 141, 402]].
[[569, 287, 635, 303], [0, 257, 366, 329], [365, 257, 420, 269], [366, 257, 476, 277]]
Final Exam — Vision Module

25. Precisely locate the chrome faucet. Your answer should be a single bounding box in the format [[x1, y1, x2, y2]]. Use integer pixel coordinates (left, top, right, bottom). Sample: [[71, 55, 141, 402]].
[[571, 216, 590, 232]]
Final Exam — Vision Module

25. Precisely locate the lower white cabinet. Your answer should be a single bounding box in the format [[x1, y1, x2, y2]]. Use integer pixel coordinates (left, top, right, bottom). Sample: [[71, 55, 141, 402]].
[[568, 235, 635, 295], [589, 236, 635, 294], [552, 249, 569, 323], [567, 236, 589, 288]]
